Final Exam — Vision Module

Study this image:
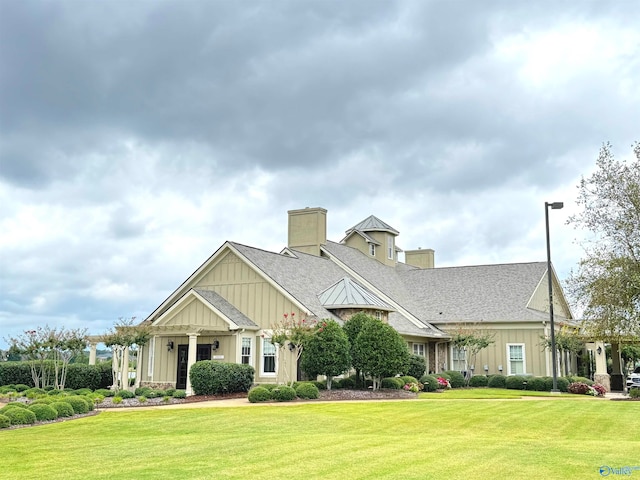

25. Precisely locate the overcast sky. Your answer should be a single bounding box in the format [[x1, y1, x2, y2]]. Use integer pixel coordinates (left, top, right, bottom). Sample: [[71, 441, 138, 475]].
[[1, 1, 638, 348]]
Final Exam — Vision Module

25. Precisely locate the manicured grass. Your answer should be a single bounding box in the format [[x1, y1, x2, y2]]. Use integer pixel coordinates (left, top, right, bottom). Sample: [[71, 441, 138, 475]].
[[1, 399, 638, 479], [419, 388, 575, 399]]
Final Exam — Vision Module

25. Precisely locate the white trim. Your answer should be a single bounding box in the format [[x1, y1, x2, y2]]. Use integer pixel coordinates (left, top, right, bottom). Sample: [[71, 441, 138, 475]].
[[506, 343, 526, 375], [387, 234, 394, 260], [369, 243, 376, 256], [412, 343, 425, 357], [260, 332, 277, 377], [147, 336, 155, 379], [240, 336, 253, 367]]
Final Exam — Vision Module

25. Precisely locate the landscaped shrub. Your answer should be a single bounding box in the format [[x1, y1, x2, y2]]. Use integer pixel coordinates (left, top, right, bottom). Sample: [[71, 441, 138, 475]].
[[420, 375, 440, 392], [487, 375, 506, 389], [4, 407, 37, 425], [117, 390, 135, 399], [172, 390, 186, 399], [592, 384, 607, 396], [405, 354, 427, 380], [25, 387, 46, 398], [65, 364, 102, 391], [0, 414, 9, 429], [95, 388, 114, 397], [469, 375, 488, 387], [97, 362, 113, 389], [0, 386, 15, 394], [557, 377, 570, 392], [138, 396, 147, 403], [567, 382, 590, 395], [272, 385, 297, 402], [112, 396, 123, 404], [400, 375, 419, 385], [47, 389, 65, 396], [51, 401, 74, 418], [629, 388, 640, 398], [189, 361, 255, 395], [0, 402, 29, 414], [28, 404, 58, 421], [135, 387, 152, 396], [312, 380, 327, 390], [336, 377, 355, 389], [81, 396, 95, 411], [14, 384, 30, 392], [63, 396, 90, 414], [0, 362, 34, 387], [443, 371, 465, 388], [165, 388, 177, 396], [505, 375, 529, 390], [91, 394, 105, 405], [31, 397, 55, 405], [525, 377, 547, 391], [73, 388, 93, 396], [567, 376, 593, 386], [295, 383, 319, 399], [248, 386, 272, 403], [381, 377, 403, 389]]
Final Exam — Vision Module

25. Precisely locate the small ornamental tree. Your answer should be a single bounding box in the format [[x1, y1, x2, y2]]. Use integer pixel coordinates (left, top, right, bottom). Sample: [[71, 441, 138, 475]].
[[540, 326, 584, 376], [300, 319, 351, 390], [271, 312, 315, 386], [100, 317, 150, 392], [450, 324, 494, 385], [353, 318, 410, 391]]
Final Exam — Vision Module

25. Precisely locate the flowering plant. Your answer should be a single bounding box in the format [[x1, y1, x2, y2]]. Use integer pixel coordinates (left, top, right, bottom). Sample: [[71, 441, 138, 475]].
[[403, 382, 422, 393], [591, 384, 606, 397], [437, 377, 451, 389]]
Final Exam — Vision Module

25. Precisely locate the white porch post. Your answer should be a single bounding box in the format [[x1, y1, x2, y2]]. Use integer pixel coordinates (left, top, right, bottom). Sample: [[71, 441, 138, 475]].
[[122, 346, 130, 391], [593, 341, 610, 392], [89, 343, 97, 365], [135, 346, 143, 388], [185, 333, 199, 396]]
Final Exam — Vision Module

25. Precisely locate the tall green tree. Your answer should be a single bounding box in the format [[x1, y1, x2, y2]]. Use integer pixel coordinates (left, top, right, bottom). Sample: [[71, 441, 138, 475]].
[[342, 312, 371, 387], [300, 319, 350, 390], [353, 318, 409, 390], [567, 142, 640, 343]]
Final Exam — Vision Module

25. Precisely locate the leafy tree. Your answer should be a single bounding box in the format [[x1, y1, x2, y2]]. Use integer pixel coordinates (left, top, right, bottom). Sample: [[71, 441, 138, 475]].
[[567, 142, 640, 343], [405, 354, 427, 380], [100, 317, 150, 392], [300, 319, 351, 390], [450, 324, 494, 385], [342, 312, 371, 387], [621, 344, 640, 376], [353, 318, 409, 391], [270, 312, 316, 386]]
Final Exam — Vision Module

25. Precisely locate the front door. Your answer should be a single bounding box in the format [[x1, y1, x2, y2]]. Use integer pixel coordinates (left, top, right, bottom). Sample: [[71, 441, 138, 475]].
[[176, 344, 213, 390], [176, 345, 189, 390]]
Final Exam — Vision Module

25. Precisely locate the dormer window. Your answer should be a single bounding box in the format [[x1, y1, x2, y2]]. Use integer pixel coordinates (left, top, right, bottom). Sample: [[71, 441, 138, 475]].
[[387, 235, 394, 260], [369, 243, 376, 256]]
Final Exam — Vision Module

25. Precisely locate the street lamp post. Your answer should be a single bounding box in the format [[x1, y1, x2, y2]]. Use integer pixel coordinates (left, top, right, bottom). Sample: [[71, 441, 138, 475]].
[[545, 201, 563, 393]]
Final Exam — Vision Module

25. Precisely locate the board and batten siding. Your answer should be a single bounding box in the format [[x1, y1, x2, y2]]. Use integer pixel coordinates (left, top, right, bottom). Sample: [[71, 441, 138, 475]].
[[441, 323, 548, 377], [194, 251, 304, 329], [527, 272, 572, 320]]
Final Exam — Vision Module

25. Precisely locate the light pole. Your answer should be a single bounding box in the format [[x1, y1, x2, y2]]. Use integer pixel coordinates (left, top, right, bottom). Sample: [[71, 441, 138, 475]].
[[545, 201, 563, 393]]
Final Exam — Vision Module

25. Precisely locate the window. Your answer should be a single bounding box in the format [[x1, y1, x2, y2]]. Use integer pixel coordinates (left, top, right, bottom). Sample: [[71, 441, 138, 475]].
[[451, 346, 466, 371], [413, 343, 425, 357], [262, 337, 276, 375], [507, 344, 526, 375], [241, 337, 252, 365], [387, 235, 394, 260], [374, 310, 382, 320], [369, 243, 376, 256]]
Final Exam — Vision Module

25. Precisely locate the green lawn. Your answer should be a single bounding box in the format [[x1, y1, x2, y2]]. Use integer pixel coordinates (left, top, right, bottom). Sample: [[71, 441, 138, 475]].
[[1, 398, 638, 479], [419, 388, 577, 399]]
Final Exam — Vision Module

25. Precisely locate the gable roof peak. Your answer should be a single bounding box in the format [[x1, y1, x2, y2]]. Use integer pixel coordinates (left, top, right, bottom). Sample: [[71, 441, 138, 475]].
[[345, 215, 399, 236]]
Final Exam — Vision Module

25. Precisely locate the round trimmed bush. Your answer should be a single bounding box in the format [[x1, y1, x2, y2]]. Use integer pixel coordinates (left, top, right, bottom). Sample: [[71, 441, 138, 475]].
[[28, 404, 58, 421], [63, 396, 90, 414], [400, 375, 419, 385], [312, 381, 327, 390], [505, 375, 529, 390], [420, 375, 440, 392], [336, 377, 355, 389], [469, 375, 488, 387], [295, 383, 319, 399], [557, 377, 570, 392], [135, 387, 152, 396], [81, 396, 95, 411], [443, 371, 465, 388], [4, 407, 37, 425], [272, 385, 297, 402], [138, 396, 147, 403], [172, 390, 186, 399], [568, 382, 590, 395], [487, 375, 506, 389], [0, 414, 9, 429], [382, 377, 403, 389], [51, 401, 74, 418], [14, 384, 30, 392], [248, 386, 272, 403], [73, 388, 93, 396], [25, 387, 46, 398], [526, 377, 547, 391], [629, 388, 640, 398], [47, 389, 65, 396], [31, 397, 55, 405], [405, 354, 427, 380], [112, 396, 123, 404], [0, 402, 28, 414], [95, 388, 113, 397], [165, 388, 177, 396], [117, 390, 135, 399]]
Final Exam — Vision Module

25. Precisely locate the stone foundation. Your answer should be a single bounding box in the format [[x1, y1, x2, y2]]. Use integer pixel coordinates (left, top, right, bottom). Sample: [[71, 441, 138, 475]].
[[140, 381, 175, 390], [594, 373, 611, 392]]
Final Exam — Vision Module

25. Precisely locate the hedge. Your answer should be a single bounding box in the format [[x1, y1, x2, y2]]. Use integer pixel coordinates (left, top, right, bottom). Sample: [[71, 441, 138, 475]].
[[3, 407, 37, 425], [28, 404, 58, 421], [189, 361, 254, 395], [0, 361, 112, 390]]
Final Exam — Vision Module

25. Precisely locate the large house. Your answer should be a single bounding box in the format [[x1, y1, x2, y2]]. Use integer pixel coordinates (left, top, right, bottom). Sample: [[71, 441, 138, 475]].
[[118, 207, 576, 394]]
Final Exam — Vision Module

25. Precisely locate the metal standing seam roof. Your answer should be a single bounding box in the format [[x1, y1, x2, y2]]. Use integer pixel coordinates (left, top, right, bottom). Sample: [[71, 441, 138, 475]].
[[344, 215, 400, 236], [318, 277, 394, 311]]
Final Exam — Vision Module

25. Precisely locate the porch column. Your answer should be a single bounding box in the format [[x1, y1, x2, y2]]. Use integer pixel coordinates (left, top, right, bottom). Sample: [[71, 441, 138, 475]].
[[185, 333, 199, 396], [122, 346, 130, 391], [134, 345, 143, 388], [610, 342, 624, 391], [89, 343, 97, 365], [593, 341, 610, 392]]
